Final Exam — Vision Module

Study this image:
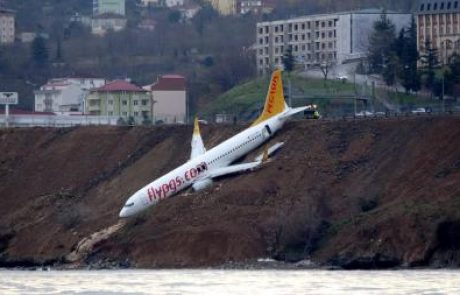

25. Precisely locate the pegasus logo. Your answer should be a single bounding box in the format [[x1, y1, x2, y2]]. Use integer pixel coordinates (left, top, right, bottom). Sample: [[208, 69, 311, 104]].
[[267, 75, 278, 114]]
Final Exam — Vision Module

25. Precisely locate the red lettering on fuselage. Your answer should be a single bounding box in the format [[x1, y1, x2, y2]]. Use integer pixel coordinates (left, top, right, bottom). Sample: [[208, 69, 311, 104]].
[[147, 187, 156, 202], [149, 163, 210, 203]]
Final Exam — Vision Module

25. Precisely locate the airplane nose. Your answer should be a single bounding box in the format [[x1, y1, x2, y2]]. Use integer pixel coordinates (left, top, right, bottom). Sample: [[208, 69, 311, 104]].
[[119, 208, 128, 218]]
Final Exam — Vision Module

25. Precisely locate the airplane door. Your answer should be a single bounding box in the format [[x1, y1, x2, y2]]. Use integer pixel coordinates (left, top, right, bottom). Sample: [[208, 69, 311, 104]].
[[262, 125, 272, 138]]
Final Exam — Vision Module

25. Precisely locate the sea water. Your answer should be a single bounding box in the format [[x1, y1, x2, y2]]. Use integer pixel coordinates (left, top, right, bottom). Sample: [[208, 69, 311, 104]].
[[0, 269, 459, 294]]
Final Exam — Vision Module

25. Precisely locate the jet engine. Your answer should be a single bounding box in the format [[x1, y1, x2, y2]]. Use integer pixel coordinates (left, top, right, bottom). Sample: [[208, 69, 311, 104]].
[[192, 178, 213, 191]]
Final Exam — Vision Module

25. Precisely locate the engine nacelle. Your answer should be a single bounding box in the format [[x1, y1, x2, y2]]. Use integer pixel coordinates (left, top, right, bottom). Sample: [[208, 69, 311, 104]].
[[192, 178, 213, 191]]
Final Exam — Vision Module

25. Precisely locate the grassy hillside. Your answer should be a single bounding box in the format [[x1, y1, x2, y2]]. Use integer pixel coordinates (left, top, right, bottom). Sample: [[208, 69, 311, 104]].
[[203, 74, 360, 119]]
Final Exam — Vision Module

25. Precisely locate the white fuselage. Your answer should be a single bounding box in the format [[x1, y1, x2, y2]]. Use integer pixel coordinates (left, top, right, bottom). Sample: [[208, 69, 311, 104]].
[[119, 113, 288, 217]]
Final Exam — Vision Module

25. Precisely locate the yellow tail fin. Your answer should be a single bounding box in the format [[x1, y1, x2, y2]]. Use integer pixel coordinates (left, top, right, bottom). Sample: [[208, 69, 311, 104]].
[[251, 70, 286, 126]]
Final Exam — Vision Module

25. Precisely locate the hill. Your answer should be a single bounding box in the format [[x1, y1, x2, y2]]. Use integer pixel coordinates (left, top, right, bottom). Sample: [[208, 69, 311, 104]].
[[0, 116, 460, 269]]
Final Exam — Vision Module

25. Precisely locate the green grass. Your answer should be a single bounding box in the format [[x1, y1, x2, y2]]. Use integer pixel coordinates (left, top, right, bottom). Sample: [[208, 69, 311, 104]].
[[203, 73, 358, 116]]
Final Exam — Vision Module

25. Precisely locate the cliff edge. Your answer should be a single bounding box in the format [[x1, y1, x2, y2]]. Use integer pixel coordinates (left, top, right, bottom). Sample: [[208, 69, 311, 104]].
[[0, 117, 459, 269]]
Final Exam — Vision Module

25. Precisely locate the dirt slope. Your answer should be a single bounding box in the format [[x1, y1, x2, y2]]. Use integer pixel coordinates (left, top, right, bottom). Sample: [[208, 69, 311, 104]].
[[0, 117, 460, 269]]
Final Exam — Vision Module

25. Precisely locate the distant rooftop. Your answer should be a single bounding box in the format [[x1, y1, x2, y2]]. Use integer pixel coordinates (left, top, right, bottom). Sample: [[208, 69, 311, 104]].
[[93, 80, 146, 92], [151, 75, 186, 91]]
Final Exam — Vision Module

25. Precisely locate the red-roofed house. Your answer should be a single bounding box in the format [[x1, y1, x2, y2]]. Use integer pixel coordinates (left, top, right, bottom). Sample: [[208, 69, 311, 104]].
[[86, 80, 151, 123], [144, 75, 187, 124]]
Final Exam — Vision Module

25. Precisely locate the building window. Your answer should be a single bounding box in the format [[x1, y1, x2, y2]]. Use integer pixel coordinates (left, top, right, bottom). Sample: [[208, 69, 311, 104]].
[[142, 99, 148, 105], [455, 1, 458, 9], [133, 100, 138, 105], [420, 4, 424, 11], [441, 2, 445, 9], [427, 3, 431, 10], [321, 21, 325, 28], [122, 100, 127, 105], [122, 111, 128, 116], [108, 100, 113, 105], [134, 111, 139, 116], [328, 21, 333, 27], [259, 28, 263, 34]]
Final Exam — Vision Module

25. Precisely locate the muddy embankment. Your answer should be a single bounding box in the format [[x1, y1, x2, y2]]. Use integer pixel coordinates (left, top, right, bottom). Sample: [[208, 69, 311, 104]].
[[0, 117, 460, 269]]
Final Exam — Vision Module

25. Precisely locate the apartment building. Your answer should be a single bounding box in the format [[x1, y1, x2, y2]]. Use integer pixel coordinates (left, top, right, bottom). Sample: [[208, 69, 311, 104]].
[[144, 75, 187, 124], [85, 80, 151, 123], [0, 8, 14, 44], [92, 13, 127, 35], [93, 0, 125, 16], [417, 0, 460, 65], [35, 78, 106, 113], [256, 10, 411, 75], [141, 0, 185, 7]]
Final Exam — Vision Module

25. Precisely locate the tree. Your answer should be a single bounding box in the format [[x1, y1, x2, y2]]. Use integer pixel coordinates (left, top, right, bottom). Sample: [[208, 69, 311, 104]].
[[420, 39, 439, 96], [31, 36, 49, 67], [55, 36, 63, 61], [368, 12, 396, 74], [282, 45, 294, 73], [382, 53, 398, 86], [396, 17, 420, 93]]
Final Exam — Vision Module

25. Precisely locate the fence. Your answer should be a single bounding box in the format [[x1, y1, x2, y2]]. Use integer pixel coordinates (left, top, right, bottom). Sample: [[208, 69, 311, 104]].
[[0, 115, 120, 128]]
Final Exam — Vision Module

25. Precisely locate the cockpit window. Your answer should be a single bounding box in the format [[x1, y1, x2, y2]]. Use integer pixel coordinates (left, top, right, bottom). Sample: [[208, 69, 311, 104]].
[[124, 202, 135, 208]]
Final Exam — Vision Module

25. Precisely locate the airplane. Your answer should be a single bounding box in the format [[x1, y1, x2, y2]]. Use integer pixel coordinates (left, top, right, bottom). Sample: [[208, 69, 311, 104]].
[[119, 70, 312, 218]]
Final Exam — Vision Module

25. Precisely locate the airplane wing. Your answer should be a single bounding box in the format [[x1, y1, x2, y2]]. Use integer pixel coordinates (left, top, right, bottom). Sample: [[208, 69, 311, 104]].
[[190, 118, 206, 160], [209, 142, 284, 178], [254, 142, 284, 162], [209, 161, 262, 178]]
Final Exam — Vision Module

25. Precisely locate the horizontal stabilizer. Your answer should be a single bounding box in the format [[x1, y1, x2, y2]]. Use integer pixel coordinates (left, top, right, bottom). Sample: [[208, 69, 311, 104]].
[[279, 106, 311, 120], [209, 161, 262, 179], [255, 142, 285, 162]]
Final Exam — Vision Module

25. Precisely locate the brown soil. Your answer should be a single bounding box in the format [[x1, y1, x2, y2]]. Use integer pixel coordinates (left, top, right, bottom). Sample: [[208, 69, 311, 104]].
[[0, 117, 460, 269]]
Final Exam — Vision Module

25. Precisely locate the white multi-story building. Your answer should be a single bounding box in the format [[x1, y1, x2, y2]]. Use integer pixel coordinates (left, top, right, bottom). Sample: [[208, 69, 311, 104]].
[[256, 10, 412, 75], [93, 0, 125, 16], [239, 0, 261, 14], [141, 0, 184, 7], [92, 14, 127, 35], [0, 8, 15, 44], [35, 78, 106, 113]]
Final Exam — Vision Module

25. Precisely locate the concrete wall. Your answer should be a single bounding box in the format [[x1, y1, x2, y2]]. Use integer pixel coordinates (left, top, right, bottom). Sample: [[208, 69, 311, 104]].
[[152, 90, 186, 123]]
